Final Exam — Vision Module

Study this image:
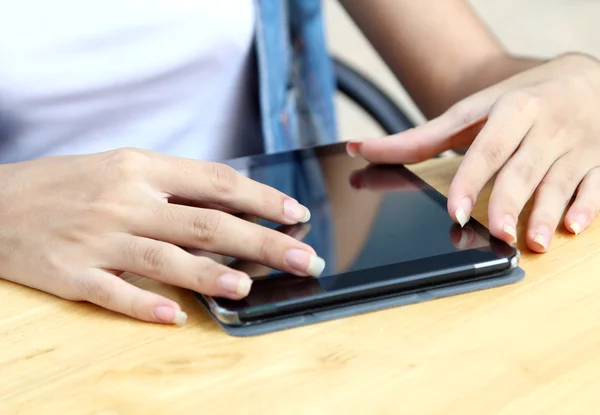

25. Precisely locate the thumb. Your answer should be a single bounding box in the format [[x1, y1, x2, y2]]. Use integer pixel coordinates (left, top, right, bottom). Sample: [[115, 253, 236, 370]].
[[348, 90, 497, 164]]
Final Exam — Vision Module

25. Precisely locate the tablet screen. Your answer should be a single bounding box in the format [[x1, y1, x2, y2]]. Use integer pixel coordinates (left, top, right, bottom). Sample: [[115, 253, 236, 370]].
[[210, 143, 516, 311]]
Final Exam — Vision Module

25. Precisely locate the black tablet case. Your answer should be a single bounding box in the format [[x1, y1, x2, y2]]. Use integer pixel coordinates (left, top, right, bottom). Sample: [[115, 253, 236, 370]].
[[196, 266, 525, 337]]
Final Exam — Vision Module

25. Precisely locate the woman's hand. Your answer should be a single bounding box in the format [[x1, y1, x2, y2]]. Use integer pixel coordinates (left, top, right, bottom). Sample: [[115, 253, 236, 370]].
[[348, 53, 600, 253], [0, 148, 324, 324]]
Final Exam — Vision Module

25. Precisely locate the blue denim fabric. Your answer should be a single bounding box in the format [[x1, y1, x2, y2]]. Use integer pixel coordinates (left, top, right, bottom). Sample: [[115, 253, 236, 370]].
[[254, 0, 338, 153], [251, 0, 339, 276]]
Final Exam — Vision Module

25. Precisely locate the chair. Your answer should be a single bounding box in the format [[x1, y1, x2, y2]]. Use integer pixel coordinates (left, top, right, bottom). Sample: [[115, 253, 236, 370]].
[[332, 57, 415, 135]]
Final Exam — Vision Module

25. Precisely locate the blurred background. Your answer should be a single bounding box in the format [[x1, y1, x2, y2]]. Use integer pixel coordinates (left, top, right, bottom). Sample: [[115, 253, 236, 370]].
[[325, 0, 600, 140]]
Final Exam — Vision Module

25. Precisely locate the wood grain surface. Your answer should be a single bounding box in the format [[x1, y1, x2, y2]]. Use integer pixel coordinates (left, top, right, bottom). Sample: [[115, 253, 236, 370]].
[[1, 157, 599, 415]]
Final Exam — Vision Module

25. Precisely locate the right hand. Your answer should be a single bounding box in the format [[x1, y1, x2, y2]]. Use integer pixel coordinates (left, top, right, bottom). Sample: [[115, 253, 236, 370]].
[[0, 148, 324, 325]]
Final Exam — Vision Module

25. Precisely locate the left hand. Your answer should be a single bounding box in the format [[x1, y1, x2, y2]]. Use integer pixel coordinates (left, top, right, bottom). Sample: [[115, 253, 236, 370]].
[[348, 52, 600, 253]]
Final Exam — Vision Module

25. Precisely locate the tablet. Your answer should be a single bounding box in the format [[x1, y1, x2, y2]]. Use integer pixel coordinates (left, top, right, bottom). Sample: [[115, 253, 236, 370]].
[[199, 142, 520, 326]]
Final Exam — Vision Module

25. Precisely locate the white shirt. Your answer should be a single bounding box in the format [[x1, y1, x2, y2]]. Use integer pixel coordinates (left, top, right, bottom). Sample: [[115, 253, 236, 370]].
[[0, 0, 262, 164]]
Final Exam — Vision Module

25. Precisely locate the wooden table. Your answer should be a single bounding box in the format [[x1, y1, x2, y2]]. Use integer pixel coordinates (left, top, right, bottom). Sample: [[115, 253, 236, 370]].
[[2, 157, 599, 415]]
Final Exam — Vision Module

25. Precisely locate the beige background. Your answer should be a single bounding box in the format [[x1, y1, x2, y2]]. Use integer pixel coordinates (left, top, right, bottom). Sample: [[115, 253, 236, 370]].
[[325, 0, 600, 140]]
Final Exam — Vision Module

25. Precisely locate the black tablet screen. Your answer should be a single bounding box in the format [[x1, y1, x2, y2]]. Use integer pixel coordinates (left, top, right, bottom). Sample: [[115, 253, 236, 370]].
[[209, 143, 516, 312]]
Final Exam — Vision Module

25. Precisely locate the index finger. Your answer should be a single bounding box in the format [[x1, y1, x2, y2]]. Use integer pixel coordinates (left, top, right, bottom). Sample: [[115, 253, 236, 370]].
[[352, 113, 485, 165], [152, 155, 312, 226]]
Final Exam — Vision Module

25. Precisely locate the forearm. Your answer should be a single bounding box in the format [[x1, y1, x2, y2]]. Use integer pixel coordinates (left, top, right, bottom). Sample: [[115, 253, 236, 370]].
[[340, 0, 545, 118], [450, 55, 545, 106]]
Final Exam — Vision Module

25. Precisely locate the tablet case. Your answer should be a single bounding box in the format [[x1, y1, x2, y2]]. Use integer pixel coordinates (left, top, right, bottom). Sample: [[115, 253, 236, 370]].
[[195, 266, 525, 337]]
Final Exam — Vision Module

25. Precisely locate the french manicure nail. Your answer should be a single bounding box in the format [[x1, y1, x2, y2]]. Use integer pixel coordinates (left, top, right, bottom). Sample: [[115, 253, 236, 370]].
[[173, 311, 188, 326], [569, 214, 587, 235], [283, 199, 311, 223], [532, 227, 550, 251], [503, 224, 518, 243], [154, 306, 188, 326], [218, 274, 252, 297], [455, 207, 468, 227], [502, 215, 518, 243], [455, 198, 473, 227], [346, 141, 362, 157], [533, 234, 547, 250], [285, 249, 326, 277], [569, 222, 582, 235]]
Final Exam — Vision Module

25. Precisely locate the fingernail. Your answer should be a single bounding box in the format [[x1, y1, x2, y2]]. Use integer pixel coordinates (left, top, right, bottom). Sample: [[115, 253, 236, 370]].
[[455, 198, 473, 227], [285, 249, 326, 277], [154, 306, 188, 326], [569, 214, 587, 235], [346, 141, 362, 157], [502, 215, 518, 243], [503, 224, 518, 243], [533, 234, 547, 250], [569, 222, 582, 235], [173, 311, 188, 326], [532, 227, 550, 251], [218, 273, 252, 297], [283, 199, 311, 223]]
